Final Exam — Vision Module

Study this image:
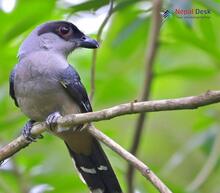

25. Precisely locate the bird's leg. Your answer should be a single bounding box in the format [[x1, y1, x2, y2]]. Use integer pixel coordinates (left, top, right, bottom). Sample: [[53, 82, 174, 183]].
[[22, 120, 43, 142], [46, 111, 62, 131]]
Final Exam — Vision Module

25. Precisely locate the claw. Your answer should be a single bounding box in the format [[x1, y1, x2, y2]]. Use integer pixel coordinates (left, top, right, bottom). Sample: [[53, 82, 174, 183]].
[[46, 112, 62, 131], [22, 120, 43, 142]]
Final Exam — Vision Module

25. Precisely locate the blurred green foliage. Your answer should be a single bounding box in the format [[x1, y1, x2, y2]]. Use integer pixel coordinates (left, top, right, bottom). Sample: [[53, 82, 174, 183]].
[[1, 0, 220, 193]]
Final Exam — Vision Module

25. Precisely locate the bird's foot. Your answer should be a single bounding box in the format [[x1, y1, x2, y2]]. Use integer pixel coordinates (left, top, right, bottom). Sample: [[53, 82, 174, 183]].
[[46, 112, 62, 131], [22, 120, 43, 142]]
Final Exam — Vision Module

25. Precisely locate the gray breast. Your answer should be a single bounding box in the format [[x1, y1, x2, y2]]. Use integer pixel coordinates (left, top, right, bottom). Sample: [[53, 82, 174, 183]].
[[15, 51, 81, 121]]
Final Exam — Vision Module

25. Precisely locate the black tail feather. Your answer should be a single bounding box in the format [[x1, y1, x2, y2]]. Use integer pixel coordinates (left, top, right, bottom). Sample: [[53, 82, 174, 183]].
[[65, 139, 122, 193]]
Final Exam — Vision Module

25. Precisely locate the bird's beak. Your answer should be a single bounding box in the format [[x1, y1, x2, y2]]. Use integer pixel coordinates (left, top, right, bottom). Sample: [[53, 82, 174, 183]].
[[78, 36, 99, 49]]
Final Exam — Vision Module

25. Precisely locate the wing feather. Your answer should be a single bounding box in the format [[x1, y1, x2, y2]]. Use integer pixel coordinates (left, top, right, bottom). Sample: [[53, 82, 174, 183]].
[[9, 69, 19, 107], [59, 65, 92, 113]]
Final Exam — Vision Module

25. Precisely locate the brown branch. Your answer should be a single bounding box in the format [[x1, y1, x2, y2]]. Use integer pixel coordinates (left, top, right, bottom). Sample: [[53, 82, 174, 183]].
[[90, 0, 114, 101], [1, 90, 220, 161], [127, 0, 162, 192], [1, 90, 220, 192], [88, 125, 172, 193]]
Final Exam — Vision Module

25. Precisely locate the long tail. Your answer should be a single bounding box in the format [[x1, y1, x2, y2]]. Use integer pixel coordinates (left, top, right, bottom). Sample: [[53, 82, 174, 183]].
[[65, 138, 122, 193]]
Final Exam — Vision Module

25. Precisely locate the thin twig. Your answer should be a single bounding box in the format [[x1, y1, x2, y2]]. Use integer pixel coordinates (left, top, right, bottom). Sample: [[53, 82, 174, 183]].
[[1, 90, 220, 162], [127, 0, 162, 192], [187, 130, 220, 192], [90, 0, 114, 101], [88, 125, 172, 193]]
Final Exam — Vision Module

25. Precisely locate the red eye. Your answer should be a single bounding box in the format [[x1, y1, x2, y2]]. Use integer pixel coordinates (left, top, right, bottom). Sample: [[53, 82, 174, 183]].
[[59, 26, 70, 35]]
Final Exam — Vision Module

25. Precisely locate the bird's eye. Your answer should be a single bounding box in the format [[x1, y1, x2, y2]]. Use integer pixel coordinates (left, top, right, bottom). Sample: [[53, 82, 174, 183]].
[[59, 26, 70, 35]]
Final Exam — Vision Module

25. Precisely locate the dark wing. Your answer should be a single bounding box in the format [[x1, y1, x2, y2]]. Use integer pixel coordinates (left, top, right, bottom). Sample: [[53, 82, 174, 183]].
[[59, 65, 92, 113], [9, 69, 19, 107], [59, 65, 122, 192]]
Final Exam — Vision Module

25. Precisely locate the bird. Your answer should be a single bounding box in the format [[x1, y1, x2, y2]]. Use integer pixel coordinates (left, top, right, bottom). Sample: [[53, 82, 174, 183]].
[[9, 21, 122, 193]]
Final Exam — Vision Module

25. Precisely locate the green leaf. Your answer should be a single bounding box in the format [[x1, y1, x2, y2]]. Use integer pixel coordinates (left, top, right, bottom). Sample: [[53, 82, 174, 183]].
[[69, 0, 109, 12], [1, 0, 56, 43], [163, 17, 220, 61], [113, 0, 143, 12], [198, 18, 216, 44], [156, 66, 217, 79], [161, 126, 218, 175], [112, 17, 148, 47], [196, 0, 220, 14]]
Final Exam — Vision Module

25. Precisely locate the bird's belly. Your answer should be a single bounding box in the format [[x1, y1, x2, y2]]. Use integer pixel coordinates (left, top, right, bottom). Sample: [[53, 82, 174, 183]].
[[16, 78, 81, 121]]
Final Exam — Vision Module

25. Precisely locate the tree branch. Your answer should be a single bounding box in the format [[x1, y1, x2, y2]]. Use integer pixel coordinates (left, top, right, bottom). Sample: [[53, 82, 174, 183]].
[[1, 90, 220, 162], [88, 125, 172, 193], [1, 90, 220, 192], [90, 0, 114, 101], [127, 0, 162, 192]]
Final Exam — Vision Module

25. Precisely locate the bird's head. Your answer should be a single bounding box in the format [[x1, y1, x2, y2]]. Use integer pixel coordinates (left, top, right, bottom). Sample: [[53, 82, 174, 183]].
[[18, 21, 99, 58]]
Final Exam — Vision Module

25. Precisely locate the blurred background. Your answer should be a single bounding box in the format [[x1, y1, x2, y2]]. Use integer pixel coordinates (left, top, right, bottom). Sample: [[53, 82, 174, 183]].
[[1, 0, 220, 193]]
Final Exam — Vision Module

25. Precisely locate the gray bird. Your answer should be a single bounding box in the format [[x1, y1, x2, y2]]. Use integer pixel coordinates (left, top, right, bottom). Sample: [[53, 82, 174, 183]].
[[9, 21, 122, 193]]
